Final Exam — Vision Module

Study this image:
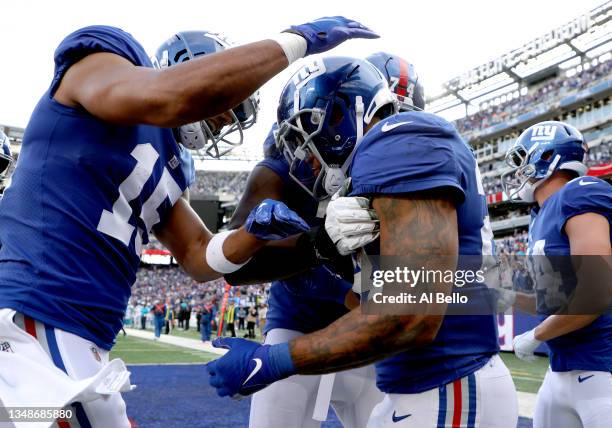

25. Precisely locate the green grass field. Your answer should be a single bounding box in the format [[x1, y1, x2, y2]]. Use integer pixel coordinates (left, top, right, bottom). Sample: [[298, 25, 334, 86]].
[[168, 326, 264, 342], [110, 335, 217, 364], [500, 352, 548, 393], [112, 332, 548, 393]]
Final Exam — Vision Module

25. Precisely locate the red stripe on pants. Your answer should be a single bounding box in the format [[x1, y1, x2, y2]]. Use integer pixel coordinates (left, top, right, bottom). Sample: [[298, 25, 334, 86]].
[[24, 316, 37, 338], [452, 379, 462, 428]]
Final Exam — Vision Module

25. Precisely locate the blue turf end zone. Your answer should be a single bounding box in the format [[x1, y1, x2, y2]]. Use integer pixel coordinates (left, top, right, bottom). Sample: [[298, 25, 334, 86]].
[[124, 364, 340, 428], [124, 364, 532, 428]]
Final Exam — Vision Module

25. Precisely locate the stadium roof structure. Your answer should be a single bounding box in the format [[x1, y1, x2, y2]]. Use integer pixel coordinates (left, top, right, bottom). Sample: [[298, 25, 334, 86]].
[[0, 124, 24, 155], [0, 124, 24, 143], [427, 1, 612, 118]]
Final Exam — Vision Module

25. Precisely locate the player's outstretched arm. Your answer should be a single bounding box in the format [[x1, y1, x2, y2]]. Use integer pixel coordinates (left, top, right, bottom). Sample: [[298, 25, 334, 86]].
[[54, 17, 378, 126], [155, 197, 308, 282], [207, 193, 459, 397], [224, 165, 354, 286]]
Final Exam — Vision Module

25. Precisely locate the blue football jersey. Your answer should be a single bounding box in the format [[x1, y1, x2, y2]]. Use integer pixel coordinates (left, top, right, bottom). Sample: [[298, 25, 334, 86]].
[[257, 124, 350, 334], [0, 26, 194, 350], [349, 111, 499, 394], [527, 176, 612, 372]]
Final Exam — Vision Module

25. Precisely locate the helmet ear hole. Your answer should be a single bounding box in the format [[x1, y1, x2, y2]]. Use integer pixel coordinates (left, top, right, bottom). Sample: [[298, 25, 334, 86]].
[[541, 150, 554, 161], [330, 101, 345, 127], [374, 103, 396, 121]]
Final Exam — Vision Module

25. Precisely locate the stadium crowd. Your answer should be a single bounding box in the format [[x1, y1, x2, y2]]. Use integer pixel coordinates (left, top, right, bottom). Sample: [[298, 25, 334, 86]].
[[454, 59, 612, 135], [127, 265, 269, 341], [482, 174, 504, 195], [190, 170, 249, 198], [494, 231, 533, 292], [586, 139, 612, 166]]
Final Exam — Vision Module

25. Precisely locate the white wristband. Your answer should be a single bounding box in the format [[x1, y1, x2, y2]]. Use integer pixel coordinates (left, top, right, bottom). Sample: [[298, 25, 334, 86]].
[[270, 33, 307, 64], [205, 230, 251, 274]]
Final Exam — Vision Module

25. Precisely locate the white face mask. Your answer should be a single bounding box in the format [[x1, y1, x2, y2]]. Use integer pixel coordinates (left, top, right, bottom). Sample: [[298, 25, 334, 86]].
[[323, 167, 346, 196], [517, 179, 544, 203], [175, 111, 245, 157]]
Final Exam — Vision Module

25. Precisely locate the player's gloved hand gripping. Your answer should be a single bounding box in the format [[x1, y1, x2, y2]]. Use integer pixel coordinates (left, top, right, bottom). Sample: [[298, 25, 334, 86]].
[[245, 198, 309, 240], [325, 184, 380, 255], [207, 338, 296, 397], [206, 200, 308, 275]]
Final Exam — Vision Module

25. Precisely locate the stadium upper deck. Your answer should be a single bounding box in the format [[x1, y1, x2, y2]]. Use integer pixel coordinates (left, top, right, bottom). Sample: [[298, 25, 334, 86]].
[[429, 1, 612, 234]]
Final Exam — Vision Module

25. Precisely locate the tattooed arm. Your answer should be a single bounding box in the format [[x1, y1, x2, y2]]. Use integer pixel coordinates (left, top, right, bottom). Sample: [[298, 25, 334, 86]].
[[288, 191, 459, 374]]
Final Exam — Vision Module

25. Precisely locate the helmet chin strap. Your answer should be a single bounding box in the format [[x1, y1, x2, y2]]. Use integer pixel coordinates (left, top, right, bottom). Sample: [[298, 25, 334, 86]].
[[323, 96, 366, 197], [339, 96, 365, 175], [517, 179, 544, 203]]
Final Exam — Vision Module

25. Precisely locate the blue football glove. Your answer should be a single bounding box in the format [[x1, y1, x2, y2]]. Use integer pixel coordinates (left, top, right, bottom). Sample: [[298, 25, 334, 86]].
[[283, 266, 353, 305], [285, 16, 378, 56], [245, 199, 309, 240], [207, 338, 295, 397]]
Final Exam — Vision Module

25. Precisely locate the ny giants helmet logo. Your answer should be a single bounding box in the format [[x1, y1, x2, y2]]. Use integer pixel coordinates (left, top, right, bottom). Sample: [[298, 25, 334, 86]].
[[290, 59, 327, 116], [531, 125, 557, 142]]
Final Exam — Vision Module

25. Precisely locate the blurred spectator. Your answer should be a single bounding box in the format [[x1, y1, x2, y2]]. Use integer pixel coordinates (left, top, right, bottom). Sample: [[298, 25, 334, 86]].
[[225, 301, 237, 337], [513, 264, 533, 292], [238, 306, 247, 331], [152, 300, 166, 340], [200, 301, 214, 343], [258, 304, 268, 335], [246, 306, 257, 339], [164, 298, 174, 335], [139, 304, 149, 330]]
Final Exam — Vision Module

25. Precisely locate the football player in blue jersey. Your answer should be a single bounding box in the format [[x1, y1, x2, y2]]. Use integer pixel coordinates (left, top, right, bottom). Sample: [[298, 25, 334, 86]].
[[0, 19, 378, 427], [228, 125, 383, 428], [222, 52, 422, 428], [208, 56, 518, 427], [503, 121, 612, 428]]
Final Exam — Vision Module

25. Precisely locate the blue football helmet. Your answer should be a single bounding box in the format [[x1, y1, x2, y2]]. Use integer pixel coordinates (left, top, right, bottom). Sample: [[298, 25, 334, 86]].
[[153, 31, 259, 157], [0, 130, 12, 184], [276, 56, 398, 199], [502, 121, 588, 202], [366, 52, 425, 111]]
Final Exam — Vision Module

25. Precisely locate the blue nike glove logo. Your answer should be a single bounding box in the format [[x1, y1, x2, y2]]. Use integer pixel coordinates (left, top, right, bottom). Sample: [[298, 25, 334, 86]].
[[392, 410, 411, 422], [578, 374, 594, 383]]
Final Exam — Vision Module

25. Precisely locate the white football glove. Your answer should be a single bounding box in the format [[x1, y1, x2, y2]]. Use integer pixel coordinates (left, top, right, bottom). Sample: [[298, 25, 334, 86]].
[[325, 196, 379, 256], [512, 329, 542, 362]]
